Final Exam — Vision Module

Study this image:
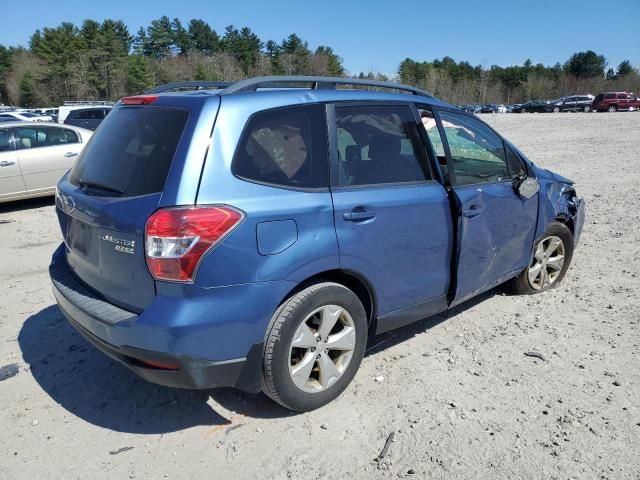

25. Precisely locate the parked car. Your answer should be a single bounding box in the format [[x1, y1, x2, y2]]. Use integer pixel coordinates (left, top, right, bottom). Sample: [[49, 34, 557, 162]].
[[64, 107, 112, 131], [546, 95, 595, 113], [461, 104, 481, 114], [0, 122, 92, 203], [592, 92, 640, 112], [512, 100, 550, 113], [480, 104, 499, 113], [57, 101, 114, 124], [0, 111, 53, 122], [35, 108, 59, 122], [49, 76, 585, 412]]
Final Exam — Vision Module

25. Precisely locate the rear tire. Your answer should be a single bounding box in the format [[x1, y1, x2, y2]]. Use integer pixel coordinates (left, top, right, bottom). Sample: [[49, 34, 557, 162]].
[[553, 106, 560, 113], [608, 105, 617, 112], [584, 105, 591, 113], [261, 282, 367, 411], [509, 221, 574, 295]]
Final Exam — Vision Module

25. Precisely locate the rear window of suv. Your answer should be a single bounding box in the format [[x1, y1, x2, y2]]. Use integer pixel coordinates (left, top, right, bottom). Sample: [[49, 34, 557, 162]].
[[69, 106, 188, 197]]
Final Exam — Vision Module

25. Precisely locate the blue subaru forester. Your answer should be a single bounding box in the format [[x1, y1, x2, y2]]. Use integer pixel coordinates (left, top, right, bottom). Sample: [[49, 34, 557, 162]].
[[50, 76, 585, 411]]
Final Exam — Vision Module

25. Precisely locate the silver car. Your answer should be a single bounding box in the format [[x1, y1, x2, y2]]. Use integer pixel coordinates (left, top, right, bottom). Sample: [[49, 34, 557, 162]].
[[0, 122, 93, 203]]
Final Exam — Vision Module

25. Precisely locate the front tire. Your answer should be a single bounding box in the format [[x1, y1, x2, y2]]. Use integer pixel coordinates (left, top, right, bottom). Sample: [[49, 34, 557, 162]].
[[510, 221, 574, 294], [261, 282, 367, 411]]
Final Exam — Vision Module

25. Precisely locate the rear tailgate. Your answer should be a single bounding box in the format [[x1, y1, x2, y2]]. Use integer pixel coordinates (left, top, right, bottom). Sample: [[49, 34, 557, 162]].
[[55, 96, 218, 312]]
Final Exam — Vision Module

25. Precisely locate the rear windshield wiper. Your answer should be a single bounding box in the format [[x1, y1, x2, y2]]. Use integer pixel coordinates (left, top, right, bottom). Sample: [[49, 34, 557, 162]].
[[77, 180, 124, 196]]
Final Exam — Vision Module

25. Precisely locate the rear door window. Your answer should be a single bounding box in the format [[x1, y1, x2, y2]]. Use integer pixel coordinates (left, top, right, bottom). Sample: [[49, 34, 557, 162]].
[[69, 106, 188, 197], [334, 104, 430, 186], [232, 104, 328, 189]]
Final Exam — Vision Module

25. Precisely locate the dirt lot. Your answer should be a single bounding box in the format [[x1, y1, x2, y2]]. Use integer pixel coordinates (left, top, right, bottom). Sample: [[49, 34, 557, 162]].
[[1, 112, 639, 480]]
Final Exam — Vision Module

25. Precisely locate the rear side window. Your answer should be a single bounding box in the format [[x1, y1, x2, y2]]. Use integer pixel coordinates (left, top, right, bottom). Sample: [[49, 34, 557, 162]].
[[335, 104, 430, 186], [233, 104, 328, 189], [604, 94, 615, 99], [69, 106, 188, 197], [77, 109, 106, 120], [63, 129, 79, 144]]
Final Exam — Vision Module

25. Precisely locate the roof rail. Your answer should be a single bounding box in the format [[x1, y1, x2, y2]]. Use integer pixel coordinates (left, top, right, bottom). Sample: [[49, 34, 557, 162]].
[[145, 81, 233, 94], [62, 100, 114, 106], [220, 76, 432, 97]]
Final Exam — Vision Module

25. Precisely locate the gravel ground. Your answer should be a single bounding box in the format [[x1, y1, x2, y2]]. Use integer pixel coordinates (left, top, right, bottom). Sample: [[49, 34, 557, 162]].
[[0, 112, 638, 480]]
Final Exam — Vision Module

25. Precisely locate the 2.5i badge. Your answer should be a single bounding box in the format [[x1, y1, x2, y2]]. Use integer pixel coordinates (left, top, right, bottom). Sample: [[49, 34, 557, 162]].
[[99, 234, 135, 255]]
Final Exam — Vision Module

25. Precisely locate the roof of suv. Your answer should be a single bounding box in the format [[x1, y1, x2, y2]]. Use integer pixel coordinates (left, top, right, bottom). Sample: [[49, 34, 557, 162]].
[[140, 76, 453, 110]]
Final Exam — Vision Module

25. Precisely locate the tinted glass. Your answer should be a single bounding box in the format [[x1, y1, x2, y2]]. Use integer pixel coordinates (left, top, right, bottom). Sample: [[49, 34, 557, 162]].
[[0, 129, 10, 152], [69, 106, 188, 197], [335, 104, 429, 186], [64, 129, 79, 143], [233, 104, 327, 188], [14, 127, 47, 149], [617, 94, 627, 99], [439, 112, 509, 186], [77, 109, 105, 120], [604, 94, 615, 99]]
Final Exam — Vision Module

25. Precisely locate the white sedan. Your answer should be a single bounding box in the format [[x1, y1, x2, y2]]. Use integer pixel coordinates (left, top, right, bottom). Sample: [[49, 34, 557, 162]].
[[0, 111, 54, 122], [0, 121, 93, 203]]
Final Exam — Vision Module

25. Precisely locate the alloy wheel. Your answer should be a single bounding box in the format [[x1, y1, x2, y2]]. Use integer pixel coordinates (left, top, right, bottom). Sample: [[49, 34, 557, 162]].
[[527, 235, 565, 290], [288, 305, 356, 393]]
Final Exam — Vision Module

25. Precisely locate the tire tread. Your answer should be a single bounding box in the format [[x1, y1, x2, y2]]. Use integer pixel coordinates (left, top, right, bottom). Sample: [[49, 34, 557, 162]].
[[261, 282, 352, 410]]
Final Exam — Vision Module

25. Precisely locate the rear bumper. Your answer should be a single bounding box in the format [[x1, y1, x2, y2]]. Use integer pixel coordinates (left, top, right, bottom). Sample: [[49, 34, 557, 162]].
[[61, 307, 262, 390], [49, 244, 285, 392]]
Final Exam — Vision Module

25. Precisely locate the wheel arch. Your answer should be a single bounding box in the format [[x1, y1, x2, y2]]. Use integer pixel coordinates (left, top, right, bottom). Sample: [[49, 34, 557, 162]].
[[280, 269, 377, 333], [554, 213, 575, 236]]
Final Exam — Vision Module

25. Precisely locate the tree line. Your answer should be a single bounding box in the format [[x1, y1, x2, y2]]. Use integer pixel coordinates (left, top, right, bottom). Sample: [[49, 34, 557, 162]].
[[399, 52, 639, 105], [0, 17, 637, 107], [0, 17, 344, 107]]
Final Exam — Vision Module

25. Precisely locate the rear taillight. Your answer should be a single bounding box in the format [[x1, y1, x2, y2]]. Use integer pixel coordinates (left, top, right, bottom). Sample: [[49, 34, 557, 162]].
[[145, 206, 244, 282]]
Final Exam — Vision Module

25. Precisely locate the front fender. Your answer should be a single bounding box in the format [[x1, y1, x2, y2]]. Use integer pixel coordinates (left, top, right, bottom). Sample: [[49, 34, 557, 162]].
[[535, 168, 585, 245]]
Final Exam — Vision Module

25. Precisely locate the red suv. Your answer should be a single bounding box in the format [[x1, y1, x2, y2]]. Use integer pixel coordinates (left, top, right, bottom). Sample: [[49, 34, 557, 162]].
[[592, 92, 640, 112]]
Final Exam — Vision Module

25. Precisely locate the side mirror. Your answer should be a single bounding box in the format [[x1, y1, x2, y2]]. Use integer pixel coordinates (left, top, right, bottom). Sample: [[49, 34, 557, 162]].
[[514, 175, 539, 199]]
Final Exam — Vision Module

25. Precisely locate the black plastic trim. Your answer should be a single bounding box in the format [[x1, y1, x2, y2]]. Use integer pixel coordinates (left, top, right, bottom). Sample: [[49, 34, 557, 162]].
[[375, 295, 448, 334]]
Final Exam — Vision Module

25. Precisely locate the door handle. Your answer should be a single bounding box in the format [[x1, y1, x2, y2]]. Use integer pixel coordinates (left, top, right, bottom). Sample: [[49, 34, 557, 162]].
[[0, 161, 15, 167], [463, 205, 483, 218], [64, 152, 78, 158], [343, 208, 376, 222]]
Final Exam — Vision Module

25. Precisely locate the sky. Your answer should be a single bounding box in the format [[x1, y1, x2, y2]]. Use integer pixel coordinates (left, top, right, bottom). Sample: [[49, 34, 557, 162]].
[[1, 0, 638, 75]]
